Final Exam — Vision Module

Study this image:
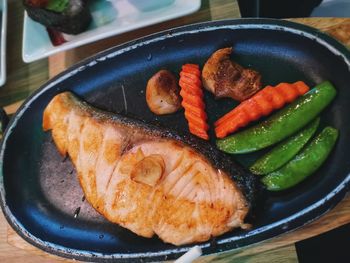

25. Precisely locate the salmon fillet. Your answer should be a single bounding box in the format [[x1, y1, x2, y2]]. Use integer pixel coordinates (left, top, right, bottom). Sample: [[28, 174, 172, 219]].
[[43, 92, 258, 245]]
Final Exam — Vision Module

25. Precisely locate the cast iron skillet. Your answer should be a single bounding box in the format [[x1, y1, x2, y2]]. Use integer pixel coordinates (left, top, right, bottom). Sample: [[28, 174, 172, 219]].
[[1, 19, 350, 262]]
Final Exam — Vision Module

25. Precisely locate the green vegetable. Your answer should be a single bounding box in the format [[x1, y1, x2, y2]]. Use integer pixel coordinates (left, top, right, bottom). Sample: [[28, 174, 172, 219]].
[[250, 117, 320, 175], [262, 127, 338, 191], [46, 0, 69, 13], [216, 81, 336, 154]]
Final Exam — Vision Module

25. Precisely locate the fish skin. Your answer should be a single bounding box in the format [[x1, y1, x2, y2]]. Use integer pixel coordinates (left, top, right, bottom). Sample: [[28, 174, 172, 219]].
[[43, 91, 261, 245]]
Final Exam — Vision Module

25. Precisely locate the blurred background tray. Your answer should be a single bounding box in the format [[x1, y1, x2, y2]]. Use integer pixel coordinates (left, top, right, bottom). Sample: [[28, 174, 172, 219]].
[[22, 0, 201, 63]]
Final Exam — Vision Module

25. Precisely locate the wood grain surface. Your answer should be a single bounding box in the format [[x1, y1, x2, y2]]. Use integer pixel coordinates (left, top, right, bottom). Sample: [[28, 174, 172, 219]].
[[0, 0, 349, 262]]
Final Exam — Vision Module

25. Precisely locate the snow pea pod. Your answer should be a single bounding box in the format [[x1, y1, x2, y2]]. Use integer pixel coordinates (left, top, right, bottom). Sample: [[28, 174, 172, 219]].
[[250, 117, 320, 175], [216, 81, 336, 154], [261, 127, 338, 191]]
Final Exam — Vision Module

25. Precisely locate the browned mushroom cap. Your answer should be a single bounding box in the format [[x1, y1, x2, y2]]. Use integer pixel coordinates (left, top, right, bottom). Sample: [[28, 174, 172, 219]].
[[146, 70, 182, 115], [202, 47, 262, 101]]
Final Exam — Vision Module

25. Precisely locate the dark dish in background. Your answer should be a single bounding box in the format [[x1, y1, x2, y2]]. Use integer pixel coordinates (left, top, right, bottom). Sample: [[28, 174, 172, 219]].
[[238, 0, 350, 18], [23, 0, 92, 34]]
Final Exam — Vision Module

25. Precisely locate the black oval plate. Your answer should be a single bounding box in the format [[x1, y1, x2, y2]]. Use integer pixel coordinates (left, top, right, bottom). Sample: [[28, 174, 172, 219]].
[[1, 19, 350, 262]]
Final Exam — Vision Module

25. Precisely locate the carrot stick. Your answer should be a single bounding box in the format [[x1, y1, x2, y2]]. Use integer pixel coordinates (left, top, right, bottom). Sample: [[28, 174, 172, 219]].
[[215, 112, 248, 138], [182, 64, 201, 76], [181, 101, 206, 118], [180, 90, 205, 108], [215, 81, 310, 138], [276, 83, 298, 103], [179, 63, 209, 140], [189, 123, 209, 140], [182, 103, 208, 121], [264, 86, 285, 108], [185, 111, 209, 130], [179, 73, 202, 87], [293, 81, 310, 94], [179, 79, 203, 97], [183, 64, 199, 69]]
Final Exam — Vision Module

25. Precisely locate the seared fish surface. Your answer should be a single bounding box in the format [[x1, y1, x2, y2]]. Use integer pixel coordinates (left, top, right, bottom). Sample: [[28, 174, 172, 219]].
[[43, 92, 258, 245]]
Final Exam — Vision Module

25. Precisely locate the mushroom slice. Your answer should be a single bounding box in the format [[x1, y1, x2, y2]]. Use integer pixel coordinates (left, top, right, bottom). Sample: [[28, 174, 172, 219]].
[[202, 47, 262, 101], [146, 70, 181, 115]]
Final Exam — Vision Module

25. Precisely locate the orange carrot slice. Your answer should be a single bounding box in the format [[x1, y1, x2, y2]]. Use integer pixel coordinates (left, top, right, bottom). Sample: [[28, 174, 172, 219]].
[[179, 79, 203, 97], [180, 89, 205, 108], [179, 64, 209, 140], [214, 81, 310, 138]]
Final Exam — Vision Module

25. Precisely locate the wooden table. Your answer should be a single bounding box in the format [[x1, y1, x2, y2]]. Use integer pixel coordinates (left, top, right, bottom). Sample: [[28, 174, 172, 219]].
[[0, 0, 349, 262]]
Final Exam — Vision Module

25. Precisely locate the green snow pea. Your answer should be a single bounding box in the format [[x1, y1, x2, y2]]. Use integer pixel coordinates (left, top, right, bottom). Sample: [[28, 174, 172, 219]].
[[250, 117, 320, 175], [262, 127, 338, 191], [216, 81, 336, 154]]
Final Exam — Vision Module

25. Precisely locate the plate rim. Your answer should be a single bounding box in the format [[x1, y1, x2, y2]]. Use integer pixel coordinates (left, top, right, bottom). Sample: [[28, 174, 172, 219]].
[[3, 18, 350, 261]]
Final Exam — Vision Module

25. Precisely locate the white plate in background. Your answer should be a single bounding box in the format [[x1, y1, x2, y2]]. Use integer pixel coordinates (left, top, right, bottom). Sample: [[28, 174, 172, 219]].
[[0, 0, 7, 86], [22, 0, 201, 63]]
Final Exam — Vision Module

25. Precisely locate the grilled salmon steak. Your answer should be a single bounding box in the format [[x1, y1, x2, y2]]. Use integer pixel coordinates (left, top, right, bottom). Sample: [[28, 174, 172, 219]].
[[43, 92, 259, 245]]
